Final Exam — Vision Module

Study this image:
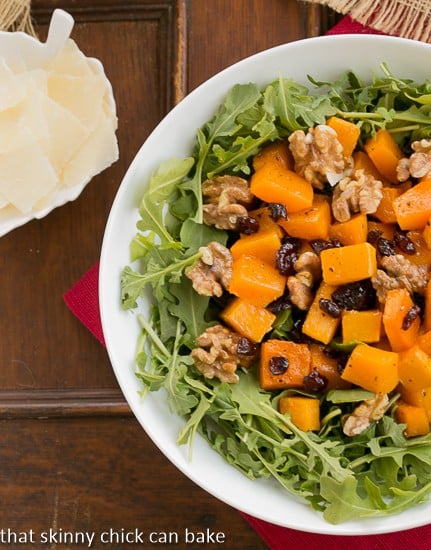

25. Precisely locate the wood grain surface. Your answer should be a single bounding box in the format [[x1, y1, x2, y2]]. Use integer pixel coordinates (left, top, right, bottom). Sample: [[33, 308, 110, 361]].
[[0, 1, 339, 547]]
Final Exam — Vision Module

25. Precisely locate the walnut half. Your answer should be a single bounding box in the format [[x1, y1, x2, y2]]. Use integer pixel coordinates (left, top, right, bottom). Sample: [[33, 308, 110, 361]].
[[191, 324, 257, 383], [202, 175, 254, 229], [186, 241, 232, 297], [343, 394, 389, 436]]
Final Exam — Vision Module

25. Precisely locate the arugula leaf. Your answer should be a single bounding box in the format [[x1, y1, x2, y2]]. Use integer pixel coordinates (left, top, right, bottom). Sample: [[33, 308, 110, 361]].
[[137, 157, 194, 247]]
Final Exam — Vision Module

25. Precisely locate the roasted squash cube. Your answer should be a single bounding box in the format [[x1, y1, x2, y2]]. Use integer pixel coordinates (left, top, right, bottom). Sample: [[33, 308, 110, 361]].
[[259, 340, 311, 391], [279, 396, 320, 431], [221, 298, 275, 343]]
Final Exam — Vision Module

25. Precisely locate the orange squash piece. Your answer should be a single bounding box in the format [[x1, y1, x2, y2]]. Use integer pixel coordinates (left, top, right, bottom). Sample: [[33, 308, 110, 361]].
[[364, 129, 404, 183], [393, 179, 431, 230], [395, 401, 430, 437], [399, 385, 431, 422], [398, 344, 431, 391], [253, 140, 292, 172], [302, 282, 341, 345], [309, 343, 351, 391], [341, 343, 399, 394], [341, 309, 382, 343], [250, 162, 314, 213], [327, 116, 360, 157], [259, 339, 311, 390], [279, 396, 320, 431], [221, 297, 275, 343], [373, 186, 403, 224], [278, 195, 331, 241], [422, 215, 431, 249], [353, 150, 387, 181], [320, 242, 377, 285], [230, 228, 282, 266], [229, 254, 286, 308], [424, 280, 431, 333], [247, 206, 284, 238], [382, 288, 420, 352], [329, 213, 368, 245], [400, 230, 431, 268]]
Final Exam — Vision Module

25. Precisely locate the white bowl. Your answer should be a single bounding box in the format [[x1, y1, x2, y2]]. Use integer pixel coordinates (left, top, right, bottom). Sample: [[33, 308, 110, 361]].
[[100, 34, 431, 535]]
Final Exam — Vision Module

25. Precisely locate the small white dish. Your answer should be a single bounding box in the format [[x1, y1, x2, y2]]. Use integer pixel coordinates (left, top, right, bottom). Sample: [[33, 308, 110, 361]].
[[0, 9, 118, 237]]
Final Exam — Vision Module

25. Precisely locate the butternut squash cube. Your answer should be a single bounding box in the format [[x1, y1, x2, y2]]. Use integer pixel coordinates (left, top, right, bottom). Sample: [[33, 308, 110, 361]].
[[382, 288, 420, 352], [228, 254, 286, 308], [278, 195, 331, 241], [395, 401, 430, 438], [320, 242, 377, 285], [259, 340, 311, 390], [418, 330, 431, 355], [341, 343, 399, 394], [253, 140, 292, 171], [250, 162, 313, 213], [399, 385, 431, 422], [398, 344, 431, 391], [364, 129, 404, 184], [374, 186, 402, 224], [279, 396, 320, 431], [341, 309, 382, 343], [353, 150, 387, 182], [310, 343, 351, 391], [329, 213, 368, 246], [221, 297, 275, 343], [230, 228, 282, 266], [248, 206, 284, 238], [327, 116, 360, 157], [302, 282, 341, 345], [425, 280, 431, 333], [393, 179, 431, 230]]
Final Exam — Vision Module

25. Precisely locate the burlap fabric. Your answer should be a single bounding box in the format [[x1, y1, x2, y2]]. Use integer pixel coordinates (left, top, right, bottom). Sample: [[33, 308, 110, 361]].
[[0, 0, 35, 35], [305, 0, 431, 41]]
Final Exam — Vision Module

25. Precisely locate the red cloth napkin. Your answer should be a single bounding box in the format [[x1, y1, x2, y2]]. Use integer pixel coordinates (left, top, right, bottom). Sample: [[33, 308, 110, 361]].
[[64, 15, 431, 550]]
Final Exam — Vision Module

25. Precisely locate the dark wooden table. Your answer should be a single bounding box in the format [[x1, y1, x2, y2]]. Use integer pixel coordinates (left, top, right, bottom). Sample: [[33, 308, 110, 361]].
[[0, 1, 339, 548]]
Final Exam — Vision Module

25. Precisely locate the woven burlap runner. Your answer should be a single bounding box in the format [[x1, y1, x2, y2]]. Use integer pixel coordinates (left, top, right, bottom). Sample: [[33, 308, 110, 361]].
[[0, 0, 35, 35], [305, 0, 431, 42]]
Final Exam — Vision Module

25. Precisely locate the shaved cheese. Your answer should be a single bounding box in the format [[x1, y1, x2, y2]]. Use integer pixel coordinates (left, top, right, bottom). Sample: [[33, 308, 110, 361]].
[[0, 134, 58, 213], [47, 73, 106, 130], [62, 113, 118, 187]]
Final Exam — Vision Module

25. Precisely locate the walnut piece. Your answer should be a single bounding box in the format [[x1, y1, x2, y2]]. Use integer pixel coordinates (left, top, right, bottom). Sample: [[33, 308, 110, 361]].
[[287, 251, 321, 310], [186, 242, 232, 297], [343, 394, 388, 437], [397, 139, 431, 181], [288, 124, 352, 189], [202, 175, 254, 229], [331, 169, 383, 222], [371, 254, 429, 302], [191, 324, 257, 383]]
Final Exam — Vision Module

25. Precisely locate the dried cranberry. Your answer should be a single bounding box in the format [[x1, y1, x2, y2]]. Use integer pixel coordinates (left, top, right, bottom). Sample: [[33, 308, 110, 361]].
[[268, 202, 288, 220], [237, 337, 258, 356], [281, 236, 302, 252], [236, 216, 259, 234], [276, 243, 298, 276], [319, 298, 342, 318], [303, 368, 328, 393], [309, 238, 342, 255], [267, 294, 292, 313], [269, 356, 289, 375], [331, 280, 376, 311], [394, 231, 416, 255], [402, 304, 421, 330], [367, 229, 383, 246], [377, 237, 396, 256]]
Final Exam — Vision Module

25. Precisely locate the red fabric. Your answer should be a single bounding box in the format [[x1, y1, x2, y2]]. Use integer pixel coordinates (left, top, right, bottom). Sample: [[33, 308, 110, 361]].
[[64, 13, 431, 549]]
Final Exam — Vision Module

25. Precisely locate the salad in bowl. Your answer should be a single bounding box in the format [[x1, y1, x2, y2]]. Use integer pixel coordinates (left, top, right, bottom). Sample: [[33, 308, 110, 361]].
[[100, 34, 431, 534]]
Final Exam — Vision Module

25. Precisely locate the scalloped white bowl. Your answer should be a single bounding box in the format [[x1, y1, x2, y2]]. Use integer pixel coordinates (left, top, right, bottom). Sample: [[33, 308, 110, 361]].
[[0, 9, 117, 237], [100, 34, 431, 535]]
